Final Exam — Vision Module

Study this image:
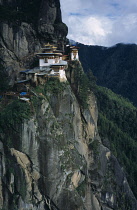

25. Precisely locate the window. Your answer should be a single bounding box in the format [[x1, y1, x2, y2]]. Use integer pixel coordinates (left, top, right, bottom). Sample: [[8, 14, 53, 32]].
[[55, 57, 59, 63], [45, 58, 48, 63]]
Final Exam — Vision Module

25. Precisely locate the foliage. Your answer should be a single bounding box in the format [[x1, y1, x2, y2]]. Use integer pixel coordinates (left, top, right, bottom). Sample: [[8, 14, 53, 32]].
[[87, 70, 97, 91], [68, 61, 93, 109], [96, 86, 137, 139], [96, 86, 137, 198], [88, 140, 99, 155], [31, 95, 43, 113], [96, 86, 135, 110], [76, 181, 86, 197], [44, 78, 67, 95], [33, 85, 44, 95], [0, 63, 9, 94], [78, 42, 137, 106], [0, 100, 31, 133]]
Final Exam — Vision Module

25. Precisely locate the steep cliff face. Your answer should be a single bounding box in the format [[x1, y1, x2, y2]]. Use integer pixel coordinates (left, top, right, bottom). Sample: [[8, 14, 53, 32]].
[[0, 82, 96, 209], [0, 62, 137, 210], [0, 0, 68, 83]]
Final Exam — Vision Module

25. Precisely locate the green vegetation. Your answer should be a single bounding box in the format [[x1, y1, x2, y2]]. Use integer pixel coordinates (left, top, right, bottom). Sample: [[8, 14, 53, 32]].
[[95, 86, 137, 198], [68, 61, 96, 109], [33, 85, 44, 95], [0, 99, 31, 149], [88, 140, 99, 155], [31, 96, 42, 111], [78, 42, 137, 106], [74, 69, 89, 109], [19, 172, 27, 200], [0, 100, 31, 134], [0, 63, 9, 94], [44, 78, 67, 95], [96, 86, 135, 110], [76, 180, 86, 197]]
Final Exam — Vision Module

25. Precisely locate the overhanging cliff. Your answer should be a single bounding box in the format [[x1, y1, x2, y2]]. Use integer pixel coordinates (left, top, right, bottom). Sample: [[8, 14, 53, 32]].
[[0, 0, 68, 84]]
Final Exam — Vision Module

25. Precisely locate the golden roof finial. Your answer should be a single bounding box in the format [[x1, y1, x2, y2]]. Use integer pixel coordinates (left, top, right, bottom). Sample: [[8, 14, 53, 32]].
[[45, 42, 52, 47]]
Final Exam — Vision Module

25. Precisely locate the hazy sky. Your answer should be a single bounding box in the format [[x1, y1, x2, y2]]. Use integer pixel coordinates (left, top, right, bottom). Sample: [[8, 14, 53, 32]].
[[60, 0, 137, 46]]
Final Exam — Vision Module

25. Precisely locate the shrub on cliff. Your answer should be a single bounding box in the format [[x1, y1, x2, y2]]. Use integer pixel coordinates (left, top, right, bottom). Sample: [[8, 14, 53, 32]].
[[0, 63, 9, 94], [44, 78, 66, 95], [0, 100, 31, 133], [68, 61, 96, 109]]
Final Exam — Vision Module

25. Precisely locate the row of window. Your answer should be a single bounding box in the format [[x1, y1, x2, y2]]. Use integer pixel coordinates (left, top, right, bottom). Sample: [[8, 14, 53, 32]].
[[44, 58, 60, 63]]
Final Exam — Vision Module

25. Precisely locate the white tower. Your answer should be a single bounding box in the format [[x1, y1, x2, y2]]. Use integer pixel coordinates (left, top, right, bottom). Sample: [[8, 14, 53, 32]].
[[70, 46, 79, 61]]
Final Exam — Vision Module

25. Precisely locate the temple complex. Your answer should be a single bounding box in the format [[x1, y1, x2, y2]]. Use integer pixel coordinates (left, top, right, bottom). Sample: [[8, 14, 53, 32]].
[[17, 43, 79, 87], [2, 44, 79, 102]]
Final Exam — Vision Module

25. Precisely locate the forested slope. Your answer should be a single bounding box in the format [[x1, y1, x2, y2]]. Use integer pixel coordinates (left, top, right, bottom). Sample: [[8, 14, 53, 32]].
[[78, 43, 137, 106], [95, 86, 137, 198]]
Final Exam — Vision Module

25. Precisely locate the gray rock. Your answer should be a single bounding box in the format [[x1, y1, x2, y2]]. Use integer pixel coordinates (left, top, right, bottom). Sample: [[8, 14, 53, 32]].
[[0, 0, 68, 84]]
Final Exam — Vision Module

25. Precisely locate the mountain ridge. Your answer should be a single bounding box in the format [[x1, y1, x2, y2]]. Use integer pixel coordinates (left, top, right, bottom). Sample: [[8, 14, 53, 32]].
[[77, 42, 137, 106]]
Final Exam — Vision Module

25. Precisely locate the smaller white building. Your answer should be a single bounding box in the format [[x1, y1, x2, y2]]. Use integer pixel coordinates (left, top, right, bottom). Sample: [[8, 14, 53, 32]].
[[70, 46, 79, 61], [51, 60, 68, 81]]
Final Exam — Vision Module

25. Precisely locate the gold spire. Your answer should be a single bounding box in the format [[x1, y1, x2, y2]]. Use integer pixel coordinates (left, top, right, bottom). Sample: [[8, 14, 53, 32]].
[[45, 42, 52, 47]]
